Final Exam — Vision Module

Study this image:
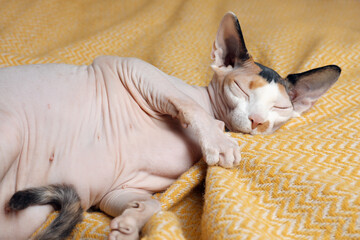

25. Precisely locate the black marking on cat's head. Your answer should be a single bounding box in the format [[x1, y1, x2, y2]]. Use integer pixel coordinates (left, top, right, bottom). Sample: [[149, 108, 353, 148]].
[[255, 62, 290, 92], [255, 62, 282, 83]]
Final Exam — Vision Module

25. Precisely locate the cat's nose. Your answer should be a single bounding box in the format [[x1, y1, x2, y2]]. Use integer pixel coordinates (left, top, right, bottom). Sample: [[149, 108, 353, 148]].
[[249, 114, 265, 129]]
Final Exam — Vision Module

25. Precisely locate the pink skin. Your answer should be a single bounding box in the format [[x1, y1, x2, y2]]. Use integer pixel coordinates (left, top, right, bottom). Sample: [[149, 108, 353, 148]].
[[0, 56, 240, 239]]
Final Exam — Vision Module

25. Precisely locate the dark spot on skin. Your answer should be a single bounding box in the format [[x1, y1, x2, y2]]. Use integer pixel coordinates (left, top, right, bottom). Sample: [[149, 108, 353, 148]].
[[47, 104, 51, 109], [49, 153, 54, 162], [4, 204, 11, 214]]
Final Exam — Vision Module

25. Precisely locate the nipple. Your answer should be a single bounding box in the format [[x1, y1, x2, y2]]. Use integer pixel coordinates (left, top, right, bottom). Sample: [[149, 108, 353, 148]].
[[49, 153, 54, 162]]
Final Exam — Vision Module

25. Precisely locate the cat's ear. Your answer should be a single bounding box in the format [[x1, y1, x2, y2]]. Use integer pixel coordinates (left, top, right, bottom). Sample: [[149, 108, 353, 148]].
[[211, 12, 251, 69], [286, 65, 341, 116]]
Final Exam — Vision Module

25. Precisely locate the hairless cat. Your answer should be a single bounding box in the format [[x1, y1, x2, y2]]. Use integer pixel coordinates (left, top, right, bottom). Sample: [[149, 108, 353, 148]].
[[0, 12, 340, 240]]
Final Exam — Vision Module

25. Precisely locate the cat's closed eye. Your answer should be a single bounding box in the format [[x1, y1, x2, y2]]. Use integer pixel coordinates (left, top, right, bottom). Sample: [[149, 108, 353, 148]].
[[273, 105, 292, 110]]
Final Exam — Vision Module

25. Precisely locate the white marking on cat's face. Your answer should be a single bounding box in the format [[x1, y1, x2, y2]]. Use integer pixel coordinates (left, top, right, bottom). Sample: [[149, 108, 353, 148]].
[[220, 67, 293, 135]]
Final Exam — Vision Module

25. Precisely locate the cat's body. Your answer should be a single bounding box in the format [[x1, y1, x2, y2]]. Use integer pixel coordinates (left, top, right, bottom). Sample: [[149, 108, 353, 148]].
[[1, 12, 340, 240], [1, 56, 206, 240]]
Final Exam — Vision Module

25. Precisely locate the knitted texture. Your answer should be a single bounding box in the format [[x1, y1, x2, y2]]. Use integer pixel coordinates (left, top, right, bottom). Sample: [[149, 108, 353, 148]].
[[1, 0, 359, 239]]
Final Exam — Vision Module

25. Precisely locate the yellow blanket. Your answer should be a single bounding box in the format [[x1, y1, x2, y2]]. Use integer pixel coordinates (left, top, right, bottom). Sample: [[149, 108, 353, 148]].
[[1, 0, 359, 239]]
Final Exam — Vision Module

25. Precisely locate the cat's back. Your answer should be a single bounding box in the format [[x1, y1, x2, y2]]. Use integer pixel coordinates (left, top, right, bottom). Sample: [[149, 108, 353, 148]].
[[0, 63, 91, 112]]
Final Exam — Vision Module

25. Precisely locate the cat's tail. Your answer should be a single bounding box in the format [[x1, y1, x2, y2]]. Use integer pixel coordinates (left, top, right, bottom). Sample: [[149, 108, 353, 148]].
[[6, 184, 83, 240]]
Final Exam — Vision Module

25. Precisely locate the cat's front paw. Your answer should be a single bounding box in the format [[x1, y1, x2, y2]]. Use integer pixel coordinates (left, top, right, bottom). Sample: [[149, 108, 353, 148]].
[[200, 125, 241, 168], [179, 107, 241, 168]]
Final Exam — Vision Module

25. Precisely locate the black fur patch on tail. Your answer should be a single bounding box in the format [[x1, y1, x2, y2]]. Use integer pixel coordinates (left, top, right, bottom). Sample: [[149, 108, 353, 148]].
[[7, 184, 83, 240]]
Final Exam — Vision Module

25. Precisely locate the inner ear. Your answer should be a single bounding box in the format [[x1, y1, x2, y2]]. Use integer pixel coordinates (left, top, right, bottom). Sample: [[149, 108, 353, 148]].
[[286, 65, 341, 115], [212, 12, 250, 68]]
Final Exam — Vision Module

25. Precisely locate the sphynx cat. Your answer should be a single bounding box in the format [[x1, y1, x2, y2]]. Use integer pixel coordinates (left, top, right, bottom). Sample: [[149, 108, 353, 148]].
[[0, 12, 340, 240]]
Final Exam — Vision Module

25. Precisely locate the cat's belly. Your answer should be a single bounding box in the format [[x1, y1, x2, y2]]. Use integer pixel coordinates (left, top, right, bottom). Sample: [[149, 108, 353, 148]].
[[116, 119, 202, 193], [1, 120, 200, 209]]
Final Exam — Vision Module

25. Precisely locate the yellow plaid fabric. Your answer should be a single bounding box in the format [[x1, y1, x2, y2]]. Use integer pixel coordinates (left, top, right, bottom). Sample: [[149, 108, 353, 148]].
[[1, 0, 359, 239]]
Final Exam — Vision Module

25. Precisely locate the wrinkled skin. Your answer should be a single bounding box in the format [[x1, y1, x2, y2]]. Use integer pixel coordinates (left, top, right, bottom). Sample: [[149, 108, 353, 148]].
[[0, 56, 240, 239]]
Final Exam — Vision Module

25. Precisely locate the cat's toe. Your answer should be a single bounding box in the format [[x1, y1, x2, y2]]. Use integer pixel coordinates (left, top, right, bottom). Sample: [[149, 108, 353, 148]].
[[234, 148, 241, 166], [219, 148, 235, 168]]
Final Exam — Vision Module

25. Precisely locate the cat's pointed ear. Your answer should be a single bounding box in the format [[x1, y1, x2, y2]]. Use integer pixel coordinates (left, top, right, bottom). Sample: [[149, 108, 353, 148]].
[[286, 65, 341, 116], [211, 12, 251, 69]]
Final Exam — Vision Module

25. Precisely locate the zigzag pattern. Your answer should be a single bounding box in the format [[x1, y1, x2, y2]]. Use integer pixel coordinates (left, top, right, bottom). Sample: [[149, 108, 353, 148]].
[[32, 212, 111, 239], [1, 0, 359, 239], [143, 211, 187, 240]]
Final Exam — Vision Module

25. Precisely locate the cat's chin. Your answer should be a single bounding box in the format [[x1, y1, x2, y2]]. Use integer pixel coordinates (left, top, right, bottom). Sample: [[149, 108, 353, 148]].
[[226, 124, 251, 134], [240, 130, 252, 134], [226, 124, 273, 135]]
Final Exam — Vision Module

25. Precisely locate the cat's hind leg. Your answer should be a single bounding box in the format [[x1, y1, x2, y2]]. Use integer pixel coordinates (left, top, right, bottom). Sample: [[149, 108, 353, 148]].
[[0, 198, 53, 239], [99, 189, 161, 240], [5, 184, 83, 240]]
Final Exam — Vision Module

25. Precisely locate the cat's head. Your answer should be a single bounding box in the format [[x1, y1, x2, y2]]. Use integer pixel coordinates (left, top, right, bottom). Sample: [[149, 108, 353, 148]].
[[209, 12, 341, 135]]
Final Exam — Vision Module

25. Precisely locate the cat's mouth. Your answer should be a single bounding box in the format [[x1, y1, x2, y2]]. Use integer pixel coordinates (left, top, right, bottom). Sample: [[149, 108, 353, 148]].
[[225, 126, 262, 135]]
